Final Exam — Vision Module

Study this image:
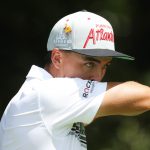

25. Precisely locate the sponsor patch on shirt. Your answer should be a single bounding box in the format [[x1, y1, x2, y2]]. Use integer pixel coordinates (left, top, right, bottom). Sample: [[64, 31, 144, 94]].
[[68, 122, 87, 148], [82, 80, 95, 98]]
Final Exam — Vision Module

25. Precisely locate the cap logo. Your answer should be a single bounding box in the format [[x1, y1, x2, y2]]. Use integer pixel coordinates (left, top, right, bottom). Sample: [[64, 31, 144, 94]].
[[64, 24, 72, 33], [83, 26, 114, 48], [53, 24, 72, 48]]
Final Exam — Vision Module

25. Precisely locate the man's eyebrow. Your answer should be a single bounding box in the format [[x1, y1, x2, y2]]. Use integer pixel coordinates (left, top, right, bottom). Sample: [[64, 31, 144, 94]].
[[82, 56, 101, 63]]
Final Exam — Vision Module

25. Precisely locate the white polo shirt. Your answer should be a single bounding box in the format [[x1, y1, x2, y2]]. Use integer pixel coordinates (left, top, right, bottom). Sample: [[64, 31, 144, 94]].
[[0, 65, 107, 150]]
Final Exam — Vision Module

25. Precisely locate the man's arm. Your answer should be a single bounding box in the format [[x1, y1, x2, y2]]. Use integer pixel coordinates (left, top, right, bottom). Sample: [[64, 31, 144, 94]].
[[95, 81, 150, 118]]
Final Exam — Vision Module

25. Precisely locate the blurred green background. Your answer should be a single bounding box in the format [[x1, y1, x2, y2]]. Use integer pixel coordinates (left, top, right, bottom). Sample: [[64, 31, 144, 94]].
[[0, 0, 150, 149]]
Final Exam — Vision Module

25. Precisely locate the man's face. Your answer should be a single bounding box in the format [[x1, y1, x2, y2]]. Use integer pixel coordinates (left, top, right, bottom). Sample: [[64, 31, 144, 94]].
[[51, 49, 112, 81]]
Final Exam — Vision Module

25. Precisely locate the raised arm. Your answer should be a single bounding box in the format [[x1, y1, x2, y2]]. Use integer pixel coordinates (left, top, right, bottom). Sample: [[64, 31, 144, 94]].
[[96, 81, 150, 118]]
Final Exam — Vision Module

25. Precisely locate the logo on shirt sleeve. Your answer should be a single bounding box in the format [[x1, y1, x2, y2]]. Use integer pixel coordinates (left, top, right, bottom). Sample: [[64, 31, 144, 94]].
[[82, 80, 95, 98]]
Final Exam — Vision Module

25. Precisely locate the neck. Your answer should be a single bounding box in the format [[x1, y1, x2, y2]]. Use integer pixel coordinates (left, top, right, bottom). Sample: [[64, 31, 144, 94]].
[[44, 63, 58, 78]]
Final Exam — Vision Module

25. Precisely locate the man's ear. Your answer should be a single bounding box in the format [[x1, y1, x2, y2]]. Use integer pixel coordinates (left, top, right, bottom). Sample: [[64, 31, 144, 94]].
[[51, 48, 62, 69]]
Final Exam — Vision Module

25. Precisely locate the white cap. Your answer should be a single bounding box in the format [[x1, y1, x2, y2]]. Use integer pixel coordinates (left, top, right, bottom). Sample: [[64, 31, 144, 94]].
[[47, 11, 134, 60]]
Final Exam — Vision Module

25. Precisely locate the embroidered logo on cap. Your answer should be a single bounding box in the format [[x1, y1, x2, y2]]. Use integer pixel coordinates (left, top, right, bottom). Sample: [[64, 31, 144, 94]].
[[53, 32, 72, 48], [64, 24, 72, 33], [83, 25, 114, 48]]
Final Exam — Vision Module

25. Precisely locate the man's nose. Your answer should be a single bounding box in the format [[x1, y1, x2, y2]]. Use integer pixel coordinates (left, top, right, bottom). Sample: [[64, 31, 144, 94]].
[[90, 69, 106, 81]]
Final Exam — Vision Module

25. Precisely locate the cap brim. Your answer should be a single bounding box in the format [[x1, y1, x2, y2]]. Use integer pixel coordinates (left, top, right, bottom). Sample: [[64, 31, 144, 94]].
[[72, 49, 135, 60]]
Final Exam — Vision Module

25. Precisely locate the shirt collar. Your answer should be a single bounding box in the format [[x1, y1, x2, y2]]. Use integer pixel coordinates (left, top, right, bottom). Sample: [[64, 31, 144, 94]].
[[26, 65, 53, 80]]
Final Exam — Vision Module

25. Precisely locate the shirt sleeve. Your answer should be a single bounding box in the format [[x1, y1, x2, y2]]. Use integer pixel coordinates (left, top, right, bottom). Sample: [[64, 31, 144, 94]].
[[36, 78, 107, 129]]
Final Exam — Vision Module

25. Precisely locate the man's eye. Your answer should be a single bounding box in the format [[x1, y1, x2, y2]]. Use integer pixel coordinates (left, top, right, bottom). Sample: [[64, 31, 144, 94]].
[[85, 62, 95, 68]]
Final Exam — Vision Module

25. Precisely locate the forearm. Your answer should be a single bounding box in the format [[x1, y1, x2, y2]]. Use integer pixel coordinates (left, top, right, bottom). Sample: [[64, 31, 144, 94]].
[[96, 81, 150, 118], [122, 81, 150, 116]]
